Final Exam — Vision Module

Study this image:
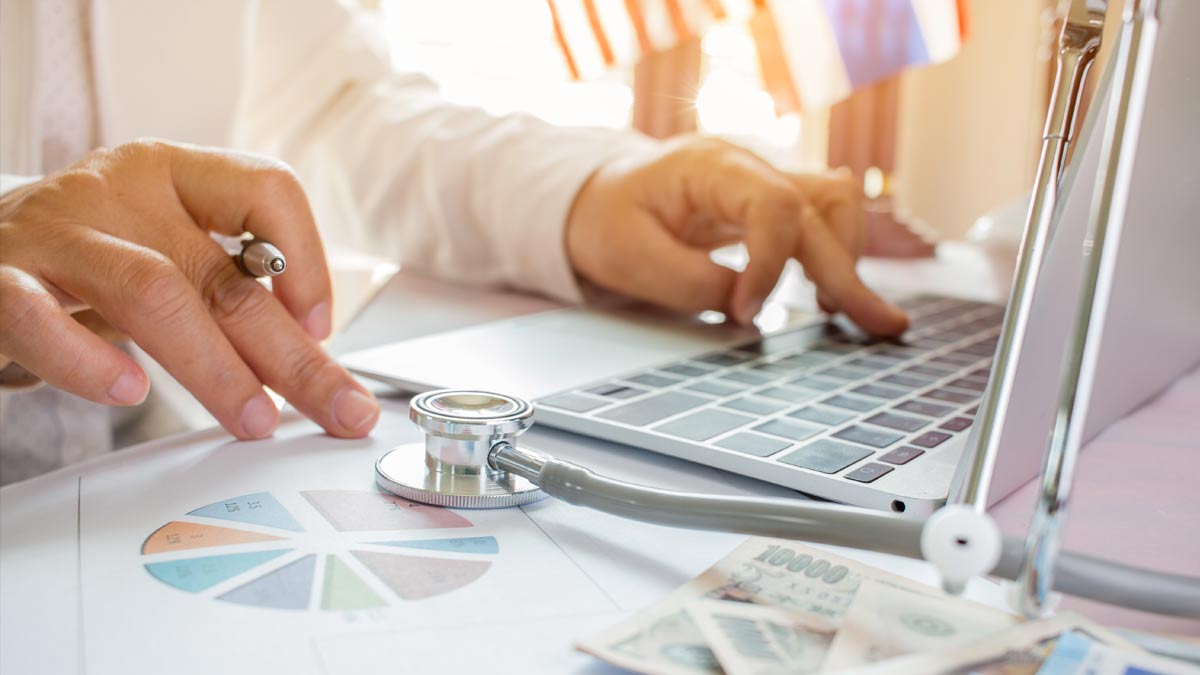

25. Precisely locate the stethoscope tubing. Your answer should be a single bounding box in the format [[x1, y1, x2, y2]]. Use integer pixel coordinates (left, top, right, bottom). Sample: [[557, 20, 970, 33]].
[[492, 442, 1200, 619]]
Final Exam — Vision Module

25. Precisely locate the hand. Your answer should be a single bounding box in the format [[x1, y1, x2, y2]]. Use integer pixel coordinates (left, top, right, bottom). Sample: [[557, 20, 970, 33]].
[[0, 140, 379, 439], [565, 137, 909, 336]]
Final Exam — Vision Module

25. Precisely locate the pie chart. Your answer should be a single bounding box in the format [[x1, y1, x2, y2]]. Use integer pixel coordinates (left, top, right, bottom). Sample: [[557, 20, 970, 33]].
[[140, 490, 499, 611]]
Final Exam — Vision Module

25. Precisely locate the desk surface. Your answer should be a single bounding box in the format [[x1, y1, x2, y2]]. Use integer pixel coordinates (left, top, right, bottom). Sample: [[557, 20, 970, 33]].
[[1, 244, 1196, 675]]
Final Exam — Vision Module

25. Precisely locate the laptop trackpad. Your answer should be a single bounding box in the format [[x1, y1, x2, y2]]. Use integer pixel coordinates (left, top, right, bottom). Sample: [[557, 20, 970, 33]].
[[341, 308, 756, 399]]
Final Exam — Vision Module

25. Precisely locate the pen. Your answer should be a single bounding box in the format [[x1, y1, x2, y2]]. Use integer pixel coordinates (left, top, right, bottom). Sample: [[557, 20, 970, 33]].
[[232, 239, 287, 278]]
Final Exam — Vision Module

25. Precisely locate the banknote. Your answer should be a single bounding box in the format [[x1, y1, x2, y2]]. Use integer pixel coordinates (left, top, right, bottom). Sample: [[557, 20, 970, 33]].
[[820, 578, 1020, 671], [686, 600, 837, 675], [826, 612, 1143, 675], [575, 537, 938, 675], [1037, 629, 1200, 675]]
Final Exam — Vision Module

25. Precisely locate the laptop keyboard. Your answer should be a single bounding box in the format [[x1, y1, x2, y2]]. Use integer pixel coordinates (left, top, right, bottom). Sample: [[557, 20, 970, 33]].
[[535, 295, 1002, 492]]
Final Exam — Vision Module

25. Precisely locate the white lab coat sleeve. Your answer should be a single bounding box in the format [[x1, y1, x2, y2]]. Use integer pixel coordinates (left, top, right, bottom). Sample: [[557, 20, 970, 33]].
[[234, 0, 656, 304], [0, 174, 42, 195]]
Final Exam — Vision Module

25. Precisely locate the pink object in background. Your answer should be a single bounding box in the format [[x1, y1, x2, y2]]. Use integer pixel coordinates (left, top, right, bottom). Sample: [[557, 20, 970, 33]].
[[989, 366, 1200, 637]]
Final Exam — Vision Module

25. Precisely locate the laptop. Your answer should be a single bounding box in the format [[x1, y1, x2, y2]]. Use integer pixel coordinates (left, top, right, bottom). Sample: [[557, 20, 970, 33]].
[[342, 0, 1200, 517]]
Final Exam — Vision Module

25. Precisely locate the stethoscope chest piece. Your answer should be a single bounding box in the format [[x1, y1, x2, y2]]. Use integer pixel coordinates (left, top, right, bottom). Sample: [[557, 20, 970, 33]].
[[375, 390, 547, 508]]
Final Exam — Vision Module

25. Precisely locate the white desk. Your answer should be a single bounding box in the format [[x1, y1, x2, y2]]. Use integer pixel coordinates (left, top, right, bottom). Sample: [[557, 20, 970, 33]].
[[1, 244, 1194, 675]]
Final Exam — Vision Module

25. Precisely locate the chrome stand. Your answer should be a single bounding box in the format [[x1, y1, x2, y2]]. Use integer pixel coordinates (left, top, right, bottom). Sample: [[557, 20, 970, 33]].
[[954, 0, 1107, 513], [1015, 0, 1159, 618]]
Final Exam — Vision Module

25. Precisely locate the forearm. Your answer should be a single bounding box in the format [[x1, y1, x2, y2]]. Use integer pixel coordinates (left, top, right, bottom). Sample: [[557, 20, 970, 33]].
[[278, 83, 651, 302], [236, 0, 655, 303]]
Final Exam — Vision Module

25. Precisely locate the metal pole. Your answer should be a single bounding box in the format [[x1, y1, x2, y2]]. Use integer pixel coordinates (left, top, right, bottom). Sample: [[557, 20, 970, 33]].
[[953, 0, 1106, 510], [1016, 0, 1158, 618]]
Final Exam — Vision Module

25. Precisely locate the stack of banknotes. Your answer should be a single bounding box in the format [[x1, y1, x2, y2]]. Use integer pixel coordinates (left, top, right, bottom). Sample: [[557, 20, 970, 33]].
[[576, 537, 1199, 675]]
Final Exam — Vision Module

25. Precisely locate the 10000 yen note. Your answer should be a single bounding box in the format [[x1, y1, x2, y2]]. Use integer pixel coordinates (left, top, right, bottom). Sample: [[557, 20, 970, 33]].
[[827, 612, 1144, 675], [820, 578, 1019, 671], [575, 538, 937, 675], [686, 600, 837, 675]]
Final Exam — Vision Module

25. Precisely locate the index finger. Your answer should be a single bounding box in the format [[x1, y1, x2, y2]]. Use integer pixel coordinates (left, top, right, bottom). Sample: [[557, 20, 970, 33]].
[[159, 142, 334, 340]]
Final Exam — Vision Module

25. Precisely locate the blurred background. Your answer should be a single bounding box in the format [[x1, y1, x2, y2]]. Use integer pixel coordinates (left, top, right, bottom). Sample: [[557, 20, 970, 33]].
[[369, 0, 1122, 240]]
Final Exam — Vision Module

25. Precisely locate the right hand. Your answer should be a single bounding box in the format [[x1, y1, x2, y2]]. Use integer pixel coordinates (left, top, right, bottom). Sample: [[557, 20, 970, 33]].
[[0, 140, 379, 440], [566, 137, 909, 334]]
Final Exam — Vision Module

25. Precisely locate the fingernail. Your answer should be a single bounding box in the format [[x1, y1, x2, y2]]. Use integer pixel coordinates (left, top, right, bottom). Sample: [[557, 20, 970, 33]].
[[107, 370, 148, 405], [737, 299, 763, 325], [240, 393, 278, 439], [304, 301, 332, 341], [333, 387, 379, 432]]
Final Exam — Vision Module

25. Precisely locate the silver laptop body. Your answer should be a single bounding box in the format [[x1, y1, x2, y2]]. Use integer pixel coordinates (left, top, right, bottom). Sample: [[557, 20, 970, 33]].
[[343, 0, 1200, 517]]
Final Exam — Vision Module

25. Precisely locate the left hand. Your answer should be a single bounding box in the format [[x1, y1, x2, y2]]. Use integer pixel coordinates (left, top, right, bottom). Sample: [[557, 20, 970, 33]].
[[565, 137, 909, 336]]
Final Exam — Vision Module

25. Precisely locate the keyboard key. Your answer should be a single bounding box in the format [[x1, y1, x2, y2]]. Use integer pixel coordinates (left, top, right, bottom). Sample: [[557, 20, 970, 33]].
[[686, 380, 743, 397], [931, 352, 978, 367], [844, 462, 895, 483], [922, 388, 977, 405], [879, 373, 933, 388], [585, 384, 645, 399], [911, 431, 953, 448], [821, 394, 880, 412], [721, 370, 773, 386], [864, 412, 928, 433], [940, 417, 973, 432], [894, 399, 956, 418], [695, 352, 755, 367], [539, 393, 608, 413], [874, 346, 925, 360], [845, 357, 896, 371], [850, 383, 908, 400], [907, 337, 952, 350], [773, 353, 831, 369], [862, 352, 905, 364], [626, 373, 681, 388], [722, 396, 786, 415], [750, 362, 793, 375], [964, 318, 998, 331], [938, 328, 977, 341], [789, 405, 854, 426], [832, 425, 904, 448], [960, 340, 997, 356], [715, 433, 792, 457], [596, 392, 708, 426], [878, 446, 925, 465], [810, 342, 858, 355], [786, 376, 842, 392], [946, 377, 987, 392], [662, 363, 712, 378], [757, 386, 818, 404], [969, 367, 991, 379], [817, 366, 875, 381], [654, 409, 754, 441], [965, 405, 980, 415], [779, 440, 873, 474], [755, 419, 823, 442], [904, 364, 955, 377]]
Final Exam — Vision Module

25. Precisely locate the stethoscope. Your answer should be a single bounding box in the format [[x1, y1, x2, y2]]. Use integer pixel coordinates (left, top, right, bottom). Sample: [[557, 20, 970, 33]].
[[375, 389, 1200, 620]]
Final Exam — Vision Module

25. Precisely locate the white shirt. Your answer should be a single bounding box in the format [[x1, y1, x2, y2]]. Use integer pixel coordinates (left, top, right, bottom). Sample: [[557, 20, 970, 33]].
[[0, 0, 653, 483]]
